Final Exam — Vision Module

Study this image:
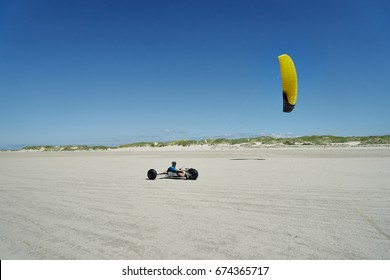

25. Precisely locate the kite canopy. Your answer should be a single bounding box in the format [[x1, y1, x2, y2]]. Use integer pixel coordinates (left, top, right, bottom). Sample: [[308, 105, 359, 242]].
[[278, 54, 298, 113]]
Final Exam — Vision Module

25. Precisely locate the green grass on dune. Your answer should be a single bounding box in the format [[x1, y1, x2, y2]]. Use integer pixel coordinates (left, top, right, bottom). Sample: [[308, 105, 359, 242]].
[[16, 135, 390, 151], [21, 145, 117, 151], [119, 135, 390, 148]]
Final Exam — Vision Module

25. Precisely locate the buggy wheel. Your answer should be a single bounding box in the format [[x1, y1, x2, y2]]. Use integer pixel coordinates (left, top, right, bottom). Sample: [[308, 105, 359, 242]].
[[147, 169, 157, 180], [187, 168, 198, 180]]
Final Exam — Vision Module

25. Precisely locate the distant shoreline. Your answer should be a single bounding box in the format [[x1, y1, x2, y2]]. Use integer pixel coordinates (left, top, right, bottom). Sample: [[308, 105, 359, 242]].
[[1, 135, 389, 152]]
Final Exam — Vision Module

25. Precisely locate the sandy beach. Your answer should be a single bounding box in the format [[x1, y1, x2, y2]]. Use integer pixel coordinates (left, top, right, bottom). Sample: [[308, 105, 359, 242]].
[[0, 147, 389, 259]]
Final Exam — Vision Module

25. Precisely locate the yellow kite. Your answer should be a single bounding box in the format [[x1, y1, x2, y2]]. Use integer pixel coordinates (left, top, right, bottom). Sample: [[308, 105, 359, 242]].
[[278, 54, 298, 112]]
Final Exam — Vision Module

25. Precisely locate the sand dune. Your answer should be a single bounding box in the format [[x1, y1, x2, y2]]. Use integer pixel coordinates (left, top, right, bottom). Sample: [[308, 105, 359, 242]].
[[0, 147, 389, 259]]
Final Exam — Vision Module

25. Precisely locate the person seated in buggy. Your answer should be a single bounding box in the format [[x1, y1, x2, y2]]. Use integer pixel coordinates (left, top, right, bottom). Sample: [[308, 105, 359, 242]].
[[167, 161, 188, 178]]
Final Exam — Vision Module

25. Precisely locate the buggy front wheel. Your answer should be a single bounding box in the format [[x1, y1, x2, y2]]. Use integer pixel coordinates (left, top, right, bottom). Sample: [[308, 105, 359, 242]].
[[147, 169, 157, 180]]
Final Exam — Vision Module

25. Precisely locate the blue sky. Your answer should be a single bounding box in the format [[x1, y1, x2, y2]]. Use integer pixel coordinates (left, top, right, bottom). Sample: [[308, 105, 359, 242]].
[[1, 0, 389, 148]]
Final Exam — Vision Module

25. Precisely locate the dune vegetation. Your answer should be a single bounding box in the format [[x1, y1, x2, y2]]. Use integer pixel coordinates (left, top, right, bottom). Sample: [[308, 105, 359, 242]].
[[119, 135, 390, 148], [4, 135, 387, 151], [21, 145, 117, 152]]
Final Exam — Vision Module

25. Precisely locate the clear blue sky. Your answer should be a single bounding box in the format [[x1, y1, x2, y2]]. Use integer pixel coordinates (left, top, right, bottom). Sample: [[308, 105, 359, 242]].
[[1, 0, 389, 148]]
